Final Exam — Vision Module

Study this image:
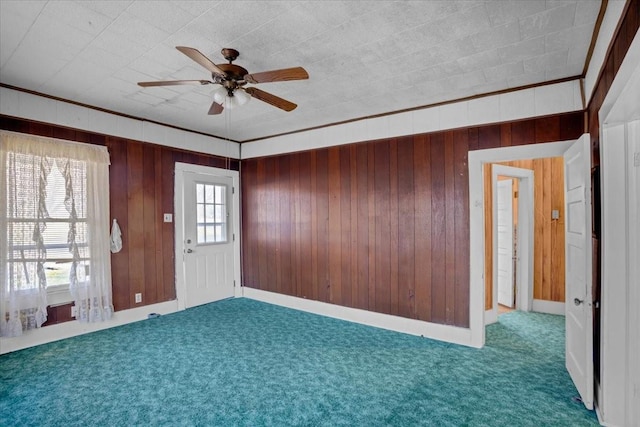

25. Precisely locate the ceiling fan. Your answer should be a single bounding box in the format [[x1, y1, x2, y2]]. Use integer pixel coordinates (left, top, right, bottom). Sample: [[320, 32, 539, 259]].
[[138, 46, 308, 115]]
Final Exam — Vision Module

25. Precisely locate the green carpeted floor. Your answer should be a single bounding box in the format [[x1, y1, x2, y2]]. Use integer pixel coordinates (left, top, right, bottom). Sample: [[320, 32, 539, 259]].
[[1, 298, 598, 426]]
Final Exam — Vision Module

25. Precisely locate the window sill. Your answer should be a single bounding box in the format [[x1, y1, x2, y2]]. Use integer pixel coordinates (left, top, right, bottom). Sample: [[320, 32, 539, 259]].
[[47, 285, 73, 307]]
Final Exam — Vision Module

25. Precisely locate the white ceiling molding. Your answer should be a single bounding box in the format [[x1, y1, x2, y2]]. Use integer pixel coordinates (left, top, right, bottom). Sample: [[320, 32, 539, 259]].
[[241, 79, 582, 159], [0, 86, 240, 159]]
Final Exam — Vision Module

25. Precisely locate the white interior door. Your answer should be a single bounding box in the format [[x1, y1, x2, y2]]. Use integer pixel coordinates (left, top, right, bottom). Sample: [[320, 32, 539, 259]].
[[564, 134, 593, 410], [491, 164, 535, 320], [497, 179, 515, 308], [181, 170, 235, 308]]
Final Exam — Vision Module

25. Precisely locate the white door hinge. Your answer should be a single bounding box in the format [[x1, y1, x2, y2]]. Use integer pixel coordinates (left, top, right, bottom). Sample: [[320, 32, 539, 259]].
[[634, 152, 640, 167]]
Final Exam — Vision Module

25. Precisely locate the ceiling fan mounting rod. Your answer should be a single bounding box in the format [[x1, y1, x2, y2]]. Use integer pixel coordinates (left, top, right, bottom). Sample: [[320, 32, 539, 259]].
[[221, 48, 239, 63]]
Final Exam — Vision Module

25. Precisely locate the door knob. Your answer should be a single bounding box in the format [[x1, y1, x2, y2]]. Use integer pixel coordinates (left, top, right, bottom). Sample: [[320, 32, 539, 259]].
[[573, 298, 584, 306], [186, 249, 193, 253]]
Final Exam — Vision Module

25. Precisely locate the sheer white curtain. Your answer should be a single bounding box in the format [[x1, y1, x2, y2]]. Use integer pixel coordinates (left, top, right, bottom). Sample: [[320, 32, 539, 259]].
[[0, 131, 113, 337]]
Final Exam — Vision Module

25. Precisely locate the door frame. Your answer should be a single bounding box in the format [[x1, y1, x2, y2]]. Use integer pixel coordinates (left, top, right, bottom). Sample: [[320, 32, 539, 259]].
[[468, 140, 573, 347], [174, 162, 241, 311], [487, 164, 534, 324], [596, 30, 640, 426]]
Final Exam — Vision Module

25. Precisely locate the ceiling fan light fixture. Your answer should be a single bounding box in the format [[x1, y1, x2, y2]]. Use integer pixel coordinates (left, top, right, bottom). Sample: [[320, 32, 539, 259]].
[[224, 95, 239, 110], [212, 86, 250, 110], [212, 86, 227, 104], [234, 88, 251, 106]]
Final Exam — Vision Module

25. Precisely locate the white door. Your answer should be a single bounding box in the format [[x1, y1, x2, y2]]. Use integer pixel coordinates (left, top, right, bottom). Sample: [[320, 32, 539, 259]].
[[564, 134, 593, 410], [181, 171, 235, 308], [497, 179, 515, 308]]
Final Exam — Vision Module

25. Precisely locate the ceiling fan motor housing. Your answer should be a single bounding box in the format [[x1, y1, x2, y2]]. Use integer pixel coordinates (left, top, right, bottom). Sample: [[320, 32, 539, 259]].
[[217, 48, 248, 91], [216, 64, 249, 84]]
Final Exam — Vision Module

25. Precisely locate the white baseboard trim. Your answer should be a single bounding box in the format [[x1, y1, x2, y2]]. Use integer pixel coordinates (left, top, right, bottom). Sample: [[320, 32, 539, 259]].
[[242, 287, 476, 348], [485, 309, 498, 325], [0, 300, 179, 355], [532, 299, 565, 316]]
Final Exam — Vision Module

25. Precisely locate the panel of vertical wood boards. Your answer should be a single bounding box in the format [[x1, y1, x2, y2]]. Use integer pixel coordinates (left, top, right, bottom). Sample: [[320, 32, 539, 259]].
[[483, 158, 566, 310], [0, 115, 237, 315], [588, 0, 639, 169], [241, 112, 583, 328]]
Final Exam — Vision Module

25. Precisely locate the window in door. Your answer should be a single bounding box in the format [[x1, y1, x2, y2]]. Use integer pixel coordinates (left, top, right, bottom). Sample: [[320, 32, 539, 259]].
[[195, 183, 227, 244]]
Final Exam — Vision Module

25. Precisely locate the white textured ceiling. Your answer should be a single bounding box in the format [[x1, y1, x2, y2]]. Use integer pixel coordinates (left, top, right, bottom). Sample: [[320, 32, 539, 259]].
[[0, 0, 601, 142]]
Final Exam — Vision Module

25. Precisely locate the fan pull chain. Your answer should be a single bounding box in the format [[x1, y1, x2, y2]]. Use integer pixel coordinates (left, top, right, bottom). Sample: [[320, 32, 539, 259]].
[[225, 104, 231, 170]]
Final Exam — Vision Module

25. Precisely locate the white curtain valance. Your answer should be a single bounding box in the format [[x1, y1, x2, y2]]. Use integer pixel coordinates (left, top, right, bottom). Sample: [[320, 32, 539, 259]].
[[0, 130, 110, 165]]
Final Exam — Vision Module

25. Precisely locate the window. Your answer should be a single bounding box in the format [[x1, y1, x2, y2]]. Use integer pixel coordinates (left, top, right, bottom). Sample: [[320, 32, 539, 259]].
[[10, 160, 90, 294], [1, 131, 113, 337], [196, 183, 228, 244]]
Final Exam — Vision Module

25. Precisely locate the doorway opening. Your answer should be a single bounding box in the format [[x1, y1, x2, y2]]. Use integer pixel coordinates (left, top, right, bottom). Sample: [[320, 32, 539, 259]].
[[484, 164, 534, 325], [468, 139, 574, 349], [483, 158, 566, 326]]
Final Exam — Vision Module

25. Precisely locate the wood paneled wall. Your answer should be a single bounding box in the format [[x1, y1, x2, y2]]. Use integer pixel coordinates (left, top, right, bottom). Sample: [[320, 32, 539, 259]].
[[242, 112, 584, 328], [587, 0, 639, 168], [483, 158, 566, 310], [0, 115, 238, 318], [243, 133, 470, 326]]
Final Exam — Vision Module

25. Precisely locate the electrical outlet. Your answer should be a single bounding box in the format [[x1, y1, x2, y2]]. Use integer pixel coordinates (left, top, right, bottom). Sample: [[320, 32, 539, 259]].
[[135, 293, 142, 303], [71, 306, 77, 318]]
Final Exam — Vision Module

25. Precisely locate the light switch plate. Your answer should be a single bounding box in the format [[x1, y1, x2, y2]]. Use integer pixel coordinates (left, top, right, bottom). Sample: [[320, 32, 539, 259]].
[[163, 213, 172, 223]]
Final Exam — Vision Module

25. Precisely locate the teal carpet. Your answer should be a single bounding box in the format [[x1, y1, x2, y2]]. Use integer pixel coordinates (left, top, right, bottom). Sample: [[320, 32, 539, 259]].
[[1, 298, 598, 426]]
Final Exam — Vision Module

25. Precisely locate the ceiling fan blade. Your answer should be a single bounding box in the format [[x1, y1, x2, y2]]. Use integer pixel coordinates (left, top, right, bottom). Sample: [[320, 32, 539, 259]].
[[208, 101, 224, 115], [138, 80, 212, 87], [245, 87, 297, 112], [244, 67, 309, 84], [176, 46, 226, 76]]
